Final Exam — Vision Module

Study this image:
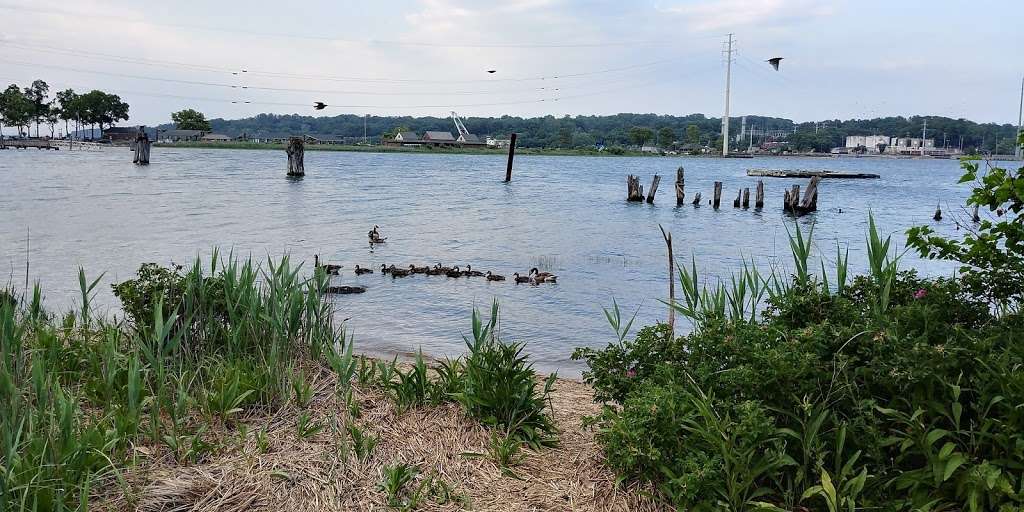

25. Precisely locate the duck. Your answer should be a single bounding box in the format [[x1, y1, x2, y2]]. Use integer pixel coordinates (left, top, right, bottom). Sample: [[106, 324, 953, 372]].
[[388, 265, 411, 278], [513, 273, 531, 284], [446, 266, 463, 278], [354, 265, 373, 275], [485, 271, 505, 281], [462, 265, 485, 277], [409, 264, 430, 274], [368, 225, 387, 244], [425, 265, 446, 276], [314, 255, 341, 275], [530, 268, 558, 283], [380, 263, 391, 275], [324, 285, 365, 294]]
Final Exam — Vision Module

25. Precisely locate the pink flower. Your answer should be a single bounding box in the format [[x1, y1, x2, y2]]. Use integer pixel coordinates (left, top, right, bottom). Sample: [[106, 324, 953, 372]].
[[626, 369, 637, 378], [914, 289, 927, 299]]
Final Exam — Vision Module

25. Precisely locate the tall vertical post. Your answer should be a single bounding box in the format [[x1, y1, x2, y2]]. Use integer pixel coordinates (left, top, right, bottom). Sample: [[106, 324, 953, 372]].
[[504, 133, 517, 182], [286, 136, 305, 177], [1016, 75, 1023, 160], [721, 33, 734, 156], [922, 118, 927, 156]]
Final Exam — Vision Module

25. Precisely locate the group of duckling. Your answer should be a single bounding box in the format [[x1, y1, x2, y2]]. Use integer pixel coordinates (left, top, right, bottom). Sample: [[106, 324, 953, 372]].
[[373, 264, 557, 284]]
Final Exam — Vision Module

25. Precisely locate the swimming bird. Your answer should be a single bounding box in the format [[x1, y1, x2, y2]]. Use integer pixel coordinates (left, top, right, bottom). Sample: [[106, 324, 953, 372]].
[[485, 271, 505, 281], [354, 265, 373, 275], [446, 266, 463, 278], [513, 273, 531, 284], [767, 57, 783, 71], [529, 267, 556, 280], [409, 264, 430, 274], [380, 263, 391, 275], [462, 265, 484, 277], [426, 265, 446, 276], [314, 255, 341, 275], [389, 265, 411, 277], [314, 101, 327, 110]]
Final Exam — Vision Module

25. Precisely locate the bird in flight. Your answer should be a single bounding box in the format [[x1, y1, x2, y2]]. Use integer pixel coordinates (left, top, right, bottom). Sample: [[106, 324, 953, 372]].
[[767, 57, 783, 71], [313, 102, 327, 110], [486, 69, 497, 74]]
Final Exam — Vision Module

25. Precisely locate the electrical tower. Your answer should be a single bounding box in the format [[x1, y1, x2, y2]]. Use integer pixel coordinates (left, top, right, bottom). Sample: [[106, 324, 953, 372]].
[[721, 33, 735, 156]]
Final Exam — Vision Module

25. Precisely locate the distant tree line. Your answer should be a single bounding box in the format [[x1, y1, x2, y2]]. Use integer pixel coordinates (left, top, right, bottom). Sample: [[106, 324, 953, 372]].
[[0, 79, 130, 139], [160, 111, 1019, 154]]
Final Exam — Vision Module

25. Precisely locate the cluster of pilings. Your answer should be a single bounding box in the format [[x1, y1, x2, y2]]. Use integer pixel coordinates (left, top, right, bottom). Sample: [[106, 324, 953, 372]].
[[627, 167, 828, 215]]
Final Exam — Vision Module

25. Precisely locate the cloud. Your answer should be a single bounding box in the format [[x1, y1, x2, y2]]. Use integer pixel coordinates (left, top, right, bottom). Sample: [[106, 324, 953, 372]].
[[657, 0, 836, 31]]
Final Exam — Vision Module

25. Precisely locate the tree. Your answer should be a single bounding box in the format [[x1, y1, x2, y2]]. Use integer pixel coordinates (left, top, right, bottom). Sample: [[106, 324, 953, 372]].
[[628, 126, 654, 149], [23, 79, 49, 137], [657, 126, 675, 148], [685, 124, 701, 144], [907, 137, 1024, 308], [0, 84, 32, 136], [171, 109, 212, 131], [55, 89, 79, 139]]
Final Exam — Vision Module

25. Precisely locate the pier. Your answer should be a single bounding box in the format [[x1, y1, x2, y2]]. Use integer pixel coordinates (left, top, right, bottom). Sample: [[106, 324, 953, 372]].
[[747, 169, 880, 179], [1, 139, 60, 150]]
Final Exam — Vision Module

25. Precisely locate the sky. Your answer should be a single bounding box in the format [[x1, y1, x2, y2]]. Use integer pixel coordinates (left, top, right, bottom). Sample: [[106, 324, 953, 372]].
[[0, 0, 1022, 129]]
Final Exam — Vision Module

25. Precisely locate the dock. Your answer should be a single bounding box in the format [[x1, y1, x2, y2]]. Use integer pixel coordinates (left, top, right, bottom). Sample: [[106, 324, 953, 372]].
[[1, 139, 60, 150], [747, 169, 879, 179]]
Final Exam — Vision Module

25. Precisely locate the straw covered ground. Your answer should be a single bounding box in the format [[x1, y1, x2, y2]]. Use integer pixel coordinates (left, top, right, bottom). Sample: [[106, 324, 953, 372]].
[[93, 362, 661, 512]]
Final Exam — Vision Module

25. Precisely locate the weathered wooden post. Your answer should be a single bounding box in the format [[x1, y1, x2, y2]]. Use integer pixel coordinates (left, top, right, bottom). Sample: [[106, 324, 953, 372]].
[[627, 175, 644, 202], [675, 167, 685, 206], [504, 133, 517, 182], [972, 205, 980, 223], [132, 129, 150, 165], [933, 203, 942, 221], [713, 181, 723, 209], [286, 136, 305, 177], [733, 189, 741, 208], [692, 192, 702, 206], [742, 188, 750, 208], [659, 225, 675, 333], [646, 175, 661, 203], [799, 176, 820, 213], [755, 180, 764, 208]]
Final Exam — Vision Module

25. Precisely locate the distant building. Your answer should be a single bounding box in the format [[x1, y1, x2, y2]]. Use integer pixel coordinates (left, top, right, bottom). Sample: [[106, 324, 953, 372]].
[[159, 129, 205, 142], [486, 136, 511, 148], [457, 133, 485, 145], [845, 135, 892, 152], [394, 132, 420, 143], [102, 126, 140, 142], [422, 131, 456, 143], [201, 133, 231, 142]]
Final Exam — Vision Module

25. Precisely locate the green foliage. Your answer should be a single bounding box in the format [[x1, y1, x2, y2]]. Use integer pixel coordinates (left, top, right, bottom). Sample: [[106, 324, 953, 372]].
[[348, 423, 378, 461], [379, 462, 419, 509], [454, 302, 557, 449], [0, 253, 342, 510], [171, 108, 212, 131], [577, 212, 1024, 511], [908, 153, 1024, 310]]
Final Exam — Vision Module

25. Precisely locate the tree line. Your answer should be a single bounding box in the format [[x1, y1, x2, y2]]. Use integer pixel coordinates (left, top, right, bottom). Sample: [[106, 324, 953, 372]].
[[183, 111, 1019, 153], [0, 79, 130, 139]]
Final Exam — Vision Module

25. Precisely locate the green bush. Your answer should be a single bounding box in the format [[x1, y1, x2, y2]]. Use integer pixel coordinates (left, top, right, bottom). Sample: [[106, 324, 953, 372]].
[[576, 208, 1024, 510]]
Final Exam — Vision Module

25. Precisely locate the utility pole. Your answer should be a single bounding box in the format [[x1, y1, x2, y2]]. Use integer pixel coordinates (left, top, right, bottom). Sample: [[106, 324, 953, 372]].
[[1017, 75, 1023, 160], [921, 118, 927, 156], [721, 33, 734, 156], [363, 114, 368, 145]]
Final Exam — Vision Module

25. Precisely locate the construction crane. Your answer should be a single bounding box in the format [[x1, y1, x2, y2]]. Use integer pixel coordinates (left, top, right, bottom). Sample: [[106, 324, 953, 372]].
[[451, 111, 470, 140]]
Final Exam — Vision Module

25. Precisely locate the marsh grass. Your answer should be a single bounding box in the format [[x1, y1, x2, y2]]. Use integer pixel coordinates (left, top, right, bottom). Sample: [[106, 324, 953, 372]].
[[0, 253, 346, 511]]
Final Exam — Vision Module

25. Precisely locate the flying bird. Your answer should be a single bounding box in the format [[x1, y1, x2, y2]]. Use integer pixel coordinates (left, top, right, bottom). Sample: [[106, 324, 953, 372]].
[[486, 69, 497, 74], [313, 102, 327, 110], [767, 57, 783, 71]]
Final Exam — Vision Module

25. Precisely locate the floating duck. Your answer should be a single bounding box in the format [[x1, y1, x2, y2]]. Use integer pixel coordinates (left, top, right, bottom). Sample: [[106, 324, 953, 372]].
[[513, 273, 531, 284], [485, 271, 505, 281], [409, 264, 430, 274], [314, 255, 341, 275], [354, 265, 373, 275], [462, 265, 484, 277]]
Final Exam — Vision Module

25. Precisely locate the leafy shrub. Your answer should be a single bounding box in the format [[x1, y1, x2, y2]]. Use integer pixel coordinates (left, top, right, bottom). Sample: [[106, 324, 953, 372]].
[[577, 208, 1024, 511], [454, 302, 557, 449]]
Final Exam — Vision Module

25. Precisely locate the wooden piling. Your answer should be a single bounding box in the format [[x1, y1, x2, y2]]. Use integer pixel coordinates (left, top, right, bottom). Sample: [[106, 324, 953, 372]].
[[972, 205, 980, 223], [713, 181, 723, 209], [733, 189, 742, 208], [627, 175, 644, 202], [784, 185, 801, 214], [504, 133, 517, 182], [646, 175, 661, 203], [755, 180, 764, 208], [659, 225, 675, 333], [675, 167, 685, 206], [799, 176, 820, 212], [132, 130, 150, 165], [742, 188, 750, 208], [933, 204, 942, 221], [286, 137, 305, 177], [692, 192, 702, 206]]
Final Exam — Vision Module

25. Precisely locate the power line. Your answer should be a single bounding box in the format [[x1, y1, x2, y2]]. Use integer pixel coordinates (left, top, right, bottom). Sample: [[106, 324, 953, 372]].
[[0, 3, 712, 49], [0, 39, 691, 85]]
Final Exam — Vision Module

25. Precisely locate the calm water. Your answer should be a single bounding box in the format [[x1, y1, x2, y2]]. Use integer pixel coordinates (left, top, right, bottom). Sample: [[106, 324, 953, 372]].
[[0, 147, 985, 374]]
